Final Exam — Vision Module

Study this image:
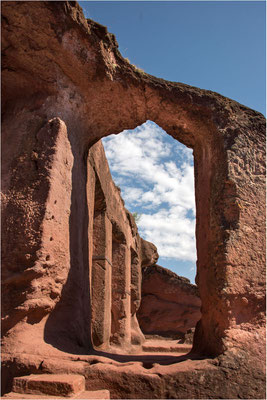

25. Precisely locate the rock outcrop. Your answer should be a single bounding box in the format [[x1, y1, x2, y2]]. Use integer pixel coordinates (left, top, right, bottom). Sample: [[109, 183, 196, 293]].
[[1, 1, 266, 398], [137, 265, 201, 339], [140, 239, 159, 267]]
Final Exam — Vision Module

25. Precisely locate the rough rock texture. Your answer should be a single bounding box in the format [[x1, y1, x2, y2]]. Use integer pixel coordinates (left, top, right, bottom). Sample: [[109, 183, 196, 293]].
[[11, 374, 85, 397], [140, 240, 159, 267], [1, 351, 265, 400], [3, 374, 110, 399], [137, 265, 201, 339], [1, 1, 266, 398]]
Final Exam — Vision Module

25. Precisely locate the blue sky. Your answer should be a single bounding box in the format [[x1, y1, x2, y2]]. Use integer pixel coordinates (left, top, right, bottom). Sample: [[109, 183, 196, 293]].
[[79, 1, 266, 282]]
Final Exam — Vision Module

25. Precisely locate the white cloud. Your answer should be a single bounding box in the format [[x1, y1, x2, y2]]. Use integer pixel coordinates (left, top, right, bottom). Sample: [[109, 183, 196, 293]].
[[122, 187, 144, 205], [138, 209, 196, 261], [102, 120, 196, 263]]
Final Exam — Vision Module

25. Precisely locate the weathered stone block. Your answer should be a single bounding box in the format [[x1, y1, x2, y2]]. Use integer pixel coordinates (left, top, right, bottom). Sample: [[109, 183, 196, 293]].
[[12, 374, 85, 397]]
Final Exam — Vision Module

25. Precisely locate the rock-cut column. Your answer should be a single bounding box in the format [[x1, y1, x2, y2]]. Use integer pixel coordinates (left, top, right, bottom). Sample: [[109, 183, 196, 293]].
[[111, 232, 131, 348], [91, 211, 112, 349], [130, 248, 145, 346]]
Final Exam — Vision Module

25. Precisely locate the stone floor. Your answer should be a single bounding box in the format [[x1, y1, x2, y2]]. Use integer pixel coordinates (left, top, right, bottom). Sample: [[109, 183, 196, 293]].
[[2, 339, 193, 399]]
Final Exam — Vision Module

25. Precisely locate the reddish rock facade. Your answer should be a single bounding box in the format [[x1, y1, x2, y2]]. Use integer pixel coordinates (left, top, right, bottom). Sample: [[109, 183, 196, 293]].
[[137, 265, 201, 339], [1, 1, 266, 398]]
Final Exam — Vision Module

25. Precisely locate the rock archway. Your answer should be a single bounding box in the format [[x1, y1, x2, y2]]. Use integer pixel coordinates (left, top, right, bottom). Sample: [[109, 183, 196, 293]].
[[1, 1, 265, 398]]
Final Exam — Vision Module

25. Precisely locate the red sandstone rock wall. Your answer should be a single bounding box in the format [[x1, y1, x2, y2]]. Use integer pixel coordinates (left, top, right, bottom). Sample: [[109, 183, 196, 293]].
[[137, 265, 201, 339], [1, 1, 266, 398]]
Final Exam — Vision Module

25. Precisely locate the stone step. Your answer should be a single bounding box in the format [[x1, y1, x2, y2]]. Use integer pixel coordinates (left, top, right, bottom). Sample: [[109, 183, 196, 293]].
[[2, 389, 110, 399], [12, 374, 85, 397], [142, 340, 192, 354], [75, 391, 110, 399]]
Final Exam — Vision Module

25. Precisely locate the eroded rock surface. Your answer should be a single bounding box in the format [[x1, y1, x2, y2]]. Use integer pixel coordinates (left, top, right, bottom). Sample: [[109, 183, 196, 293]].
[[1, 1, 266, 398], [137, 265, 201, 339], [140, 239, 159, 267]]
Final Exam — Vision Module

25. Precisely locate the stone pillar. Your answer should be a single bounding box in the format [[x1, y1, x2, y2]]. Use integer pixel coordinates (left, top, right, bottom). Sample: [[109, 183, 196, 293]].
[[91, 212, 112, 349], [130, 248, 145, 345], [111, 237, 131, 347], [87, 160, 96, 298]]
